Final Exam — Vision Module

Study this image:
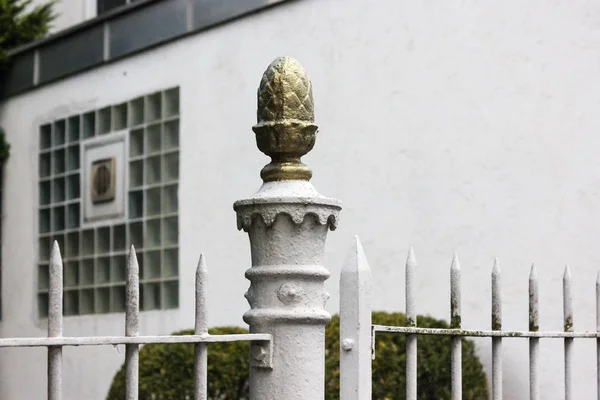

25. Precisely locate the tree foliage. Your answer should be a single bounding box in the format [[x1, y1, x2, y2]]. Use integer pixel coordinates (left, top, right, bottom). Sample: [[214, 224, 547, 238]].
[[0, 0, 54, 160], [0, 0, 56, 64], [0, 127, 9, 165], [107, 313, 488, 400]]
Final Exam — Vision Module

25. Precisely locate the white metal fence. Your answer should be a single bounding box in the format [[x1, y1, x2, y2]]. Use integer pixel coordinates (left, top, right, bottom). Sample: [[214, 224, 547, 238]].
[[1, 243, 272, 399], [8, 54, 599, 399], [339, 236, 599, 400]]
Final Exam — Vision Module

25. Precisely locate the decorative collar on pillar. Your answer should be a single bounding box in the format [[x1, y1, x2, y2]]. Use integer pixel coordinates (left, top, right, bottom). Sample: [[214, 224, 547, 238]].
[[234, 56, 341, 232]]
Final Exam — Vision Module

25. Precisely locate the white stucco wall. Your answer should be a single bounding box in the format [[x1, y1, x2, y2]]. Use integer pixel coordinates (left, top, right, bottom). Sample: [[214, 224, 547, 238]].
[[30, 0, 94, 33], [2, 0, 600, 398]]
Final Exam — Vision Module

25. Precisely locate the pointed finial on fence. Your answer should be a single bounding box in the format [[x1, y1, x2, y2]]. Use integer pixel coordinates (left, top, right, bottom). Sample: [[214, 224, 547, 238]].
[[451, 252, 460, 271], [492, 258, 500, 275], [450, 253, 461, 329], [491, 258, 501, 331], [406, 247, 417, 269], [529, 264, 539, 332], [563, 265, 573, 332], [48, 241, 63, 337], [195, 254, 208, 334], [529, 264, 537, 279], [563, 264, 572, 280], [253, 56, 318, 182], [126, 245, 140, 337], [340, 236, 372, 398], [405, 247, 417, 327], [342, 236, 371, 274]]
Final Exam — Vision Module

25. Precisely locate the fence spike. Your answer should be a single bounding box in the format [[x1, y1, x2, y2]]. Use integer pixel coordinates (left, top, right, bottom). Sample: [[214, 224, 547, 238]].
[[450, 252, 462, 400], [492, 258, 500, 274], [126, 246, 140, 336], [492, 258, 501, 329], [491, 258, 502, 400], [48, 241, 63, 337], [563, 265, 573, 332], [195, 254, 208, 334], [195, 254, 208, 400], [450, 253, 461, 328], [48, 241, 63, 400], [406, 247, 417, 400], [407, 247, 417, 267], [406, 246, 417, 326], [563, 265, 573, 400], [125, 245, 140, 400], [340, 236, 372, 400], [529, 264, 539, 400]]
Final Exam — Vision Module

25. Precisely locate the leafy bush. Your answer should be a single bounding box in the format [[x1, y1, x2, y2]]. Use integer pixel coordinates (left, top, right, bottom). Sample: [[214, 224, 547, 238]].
[[107, 313, 488, 400], [106, 327, 250, 400], [326, 312, 488, 399]]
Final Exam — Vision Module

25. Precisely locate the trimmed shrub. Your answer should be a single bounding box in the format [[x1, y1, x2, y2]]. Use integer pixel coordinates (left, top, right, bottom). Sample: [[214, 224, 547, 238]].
[[107, 313, 488, 399], [326, 312, 488, 399], [106, 327, 249, 400]]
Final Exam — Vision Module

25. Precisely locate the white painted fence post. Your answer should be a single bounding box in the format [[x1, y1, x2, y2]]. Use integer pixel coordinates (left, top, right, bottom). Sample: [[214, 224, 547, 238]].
[[234, 57, 342, 400], [340, 236, 372, 399]]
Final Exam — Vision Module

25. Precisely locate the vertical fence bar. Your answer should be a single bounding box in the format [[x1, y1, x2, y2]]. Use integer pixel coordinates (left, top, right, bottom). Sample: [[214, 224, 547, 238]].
[[597, 271, 600, 400], [596, 271, 600, 400], [529, 265, 539, 400], [340, 236, 372, 399], [125, 246, 140, 400], [491, 258, 502, 400], [195, 254, 208, 400], [48, 241, 63, 400], [450, 253, 462, 400], [563, 266, 573, 400], [406, 247, 417, 400]]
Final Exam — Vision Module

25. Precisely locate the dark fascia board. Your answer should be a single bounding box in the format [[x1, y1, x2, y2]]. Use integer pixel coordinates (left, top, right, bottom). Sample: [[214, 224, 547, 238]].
[[7, 0, 162, 56], [0, 0, 294, 99]]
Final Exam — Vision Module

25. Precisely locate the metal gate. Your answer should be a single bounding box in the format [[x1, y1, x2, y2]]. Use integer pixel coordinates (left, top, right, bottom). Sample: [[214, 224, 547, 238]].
[[339, 237, 598, 400]]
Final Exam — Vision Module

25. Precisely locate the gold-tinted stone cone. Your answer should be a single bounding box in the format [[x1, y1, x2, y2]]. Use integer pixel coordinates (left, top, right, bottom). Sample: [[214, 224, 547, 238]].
[[253, 57, 318, 182]]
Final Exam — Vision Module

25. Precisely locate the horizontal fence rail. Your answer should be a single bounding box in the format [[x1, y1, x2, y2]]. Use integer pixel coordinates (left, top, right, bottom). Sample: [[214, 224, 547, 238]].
[[340, 238, 600, 400], [0, 333, 272, 348], [372, 326, 600, 338], [9, 241, 272, 400]]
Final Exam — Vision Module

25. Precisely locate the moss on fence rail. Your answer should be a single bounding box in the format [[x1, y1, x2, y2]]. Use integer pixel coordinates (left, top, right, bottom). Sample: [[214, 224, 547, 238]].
[[107, 312, 488, 400]]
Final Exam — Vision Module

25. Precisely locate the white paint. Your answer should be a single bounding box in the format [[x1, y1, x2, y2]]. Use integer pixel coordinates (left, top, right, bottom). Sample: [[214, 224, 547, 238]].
[[492, 259, 503, 400], [339, 236, 372, 399], [234, 179, 340, 400], [450, 254, 462, 400], [529, 265, 540, 400], [29, 0, 93, 33], [405, 247, 417, 400], [1, 0, 600, 398]]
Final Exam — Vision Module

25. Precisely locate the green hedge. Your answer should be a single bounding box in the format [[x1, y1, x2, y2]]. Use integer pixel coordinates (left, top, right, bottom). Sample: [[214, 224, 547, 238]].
[[107, 313, 488, 399], [326, 312, 488, 399], [106, 327, 249, 400]]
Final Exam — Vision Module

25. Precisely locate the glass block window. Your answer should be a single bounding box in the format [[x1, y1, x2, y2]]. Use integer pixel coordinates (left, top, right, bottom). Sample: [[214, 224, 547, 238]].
[[37, 87, 180, 317]]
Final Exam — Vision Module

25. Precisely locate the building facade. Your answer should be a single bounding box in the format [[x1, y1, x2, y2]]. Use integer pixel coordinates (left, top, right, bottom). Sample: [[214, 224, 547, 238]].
[[2, 0, 600, 398]]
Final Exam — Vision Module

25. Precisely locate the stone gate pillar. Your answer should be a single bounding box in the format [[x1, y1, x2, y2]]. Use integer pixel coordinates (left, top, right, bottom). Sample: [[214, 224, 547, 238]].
[[234, 57, 342, 400]]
